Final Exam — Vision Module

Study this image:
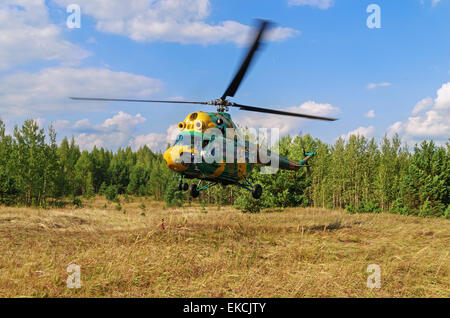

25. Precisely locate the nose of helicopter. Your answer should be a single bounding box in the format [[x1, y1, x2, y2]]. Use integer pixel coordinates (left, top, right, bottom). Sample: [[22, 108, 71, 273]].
[[163, 146, 190, 172]]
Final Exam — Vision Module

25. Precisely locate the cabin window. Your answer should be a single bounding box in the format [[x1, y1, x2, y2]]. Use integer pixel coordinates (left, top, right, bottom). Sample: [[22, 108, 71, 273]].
[[202, 135, 215, 149], [192, 136, 202, 150]]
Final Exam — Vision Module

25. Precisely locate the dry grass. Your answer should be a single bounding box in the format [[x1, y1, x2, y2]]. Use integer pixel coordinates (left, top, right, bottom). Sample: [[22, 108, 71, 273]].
[[0, 197, 448, 298]]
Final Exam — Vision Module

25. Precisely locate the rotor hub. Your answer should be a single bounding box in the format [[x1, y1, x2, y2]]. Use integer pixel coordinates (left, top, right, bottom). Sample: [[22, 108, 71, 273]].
[[208, 98, 234, 113]]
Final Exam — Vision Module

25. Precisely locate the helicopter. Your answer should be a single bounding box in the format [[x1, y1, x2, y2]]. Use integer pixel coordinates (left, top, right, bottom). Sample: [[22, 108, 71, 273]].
[[71, 20, 337, 199]]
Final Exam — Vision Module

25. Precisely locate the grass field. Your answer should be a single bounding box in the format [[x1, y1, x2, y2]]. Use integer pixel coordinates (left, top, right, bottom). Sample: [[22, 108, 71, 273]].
[[0, 197, 448, 298]]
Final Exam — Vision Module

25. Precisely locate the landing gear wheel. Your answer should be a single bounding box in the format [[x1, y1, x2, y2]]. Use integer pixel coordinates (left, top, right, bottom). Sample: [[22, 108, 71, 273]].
[[190, 184, 200, 198], [252, 184, 263, 199], [182, 183, 189, 191]]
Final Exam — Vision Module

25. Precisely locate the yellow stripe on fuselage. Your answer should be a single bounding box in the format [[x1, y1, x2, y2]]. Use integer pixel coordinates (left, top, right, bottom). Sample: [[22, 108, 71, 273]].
[[209, 162, 226, 178], [237, 163, 247, 179]]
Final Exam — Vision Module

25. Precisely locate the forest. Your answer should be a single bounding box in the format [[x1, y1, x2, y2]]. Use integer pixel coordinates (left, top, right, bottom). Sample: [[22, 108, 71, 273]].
[[0, 118, 448, 218]]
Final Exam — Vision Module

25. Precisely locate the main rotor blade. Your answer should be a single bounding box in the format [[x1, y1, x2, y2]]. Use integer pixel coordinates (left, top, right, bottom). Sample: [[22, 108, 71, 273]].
[[232, 103, 338, 121], [221, 20, 272, 100], [70, 97, 210, 105]]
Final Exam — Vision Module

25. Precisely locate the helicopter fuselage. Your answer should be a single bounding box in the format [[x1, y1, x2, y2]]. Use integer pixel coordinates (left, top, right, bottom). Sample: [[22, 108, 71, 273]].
[[163, 111, 309, 185]]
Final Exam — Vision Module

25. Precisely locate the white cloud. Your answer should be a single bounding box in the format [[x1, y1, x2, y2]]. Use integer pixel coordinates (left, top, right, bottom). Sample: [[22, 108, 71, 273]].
[[34, 117, 46, 129], [432, 0, 441, 6], [387, 82, 450, 142], [131, 133, 167, 151], [52, 120, 70, 131], [166, 124, 181, 144], [412, 97, 433, 115], [420, 0, 443, 7], [296, 101, 340, 116], [237, 101, 340, 136], [341, 126, 375, 140], [288, 0, 334, 9], [387, 121, 403, 138], [52, 113, 177, 151], [102, 111, 146, 131], [73, 119, 92, 131], [74, 112, 146, 150], [0, 67, 163, 118], [366, 82, 391, 90], [435, 82, 450, 110], [365, 110, 376, 118], [53, 0, 298, 45], [87, 37, 97, 44], [131, 124, 179, 152], [0, 0, 90, 70]]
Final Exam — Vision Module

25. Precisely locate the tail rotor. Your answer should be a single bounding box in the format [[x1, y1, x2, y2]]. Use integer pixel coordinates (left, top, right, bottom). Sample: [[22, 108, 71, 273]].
[[298, 132, 315, 177]]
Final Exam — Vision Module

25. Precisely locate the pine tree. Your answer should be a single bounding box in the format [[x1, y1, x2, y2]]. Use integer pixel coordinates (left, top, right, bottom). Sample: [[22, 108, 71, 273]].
[[0, 119, 18, 205], [75, 151, 93, 196]]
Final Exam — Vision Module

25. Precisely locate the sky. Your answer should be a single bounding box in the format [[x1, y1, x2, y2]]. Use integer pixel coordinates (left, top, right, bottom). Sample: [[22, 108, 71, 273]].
[[0, 0, 449, 151]]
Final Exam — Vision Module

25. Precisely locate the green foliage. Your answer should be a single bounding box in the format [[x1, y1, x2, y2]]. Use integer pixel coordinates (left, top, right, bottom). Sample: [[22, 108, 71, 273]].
[[0, 173, 18, 206], [345, 202, 357, 214], [361, 201, 382, 213], [105, 185, 119, 202], [73, 197, 83, 208], [400, 141, 449, 217], [445, 205, 450, 219], [418, 199, 445, 218], [127, 164, 150, 196], [233, 134, 448, 218], [75, 151, 93, 197], [164, 179, 183, 207], [390, 198, 409, 215], [346, 201, 382, 214], [84, 172, 95, 198], [234, 191, 262, 213], [99, 182, 107, 195]]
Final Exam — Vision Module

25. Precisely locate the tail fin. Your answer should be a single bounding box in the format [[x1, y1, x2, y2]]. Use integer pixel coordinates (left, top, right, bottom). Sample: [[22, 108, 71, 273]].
[[298, 132, 317, 175], [299, 152, 317, 166], [299, 152, 316, 176]]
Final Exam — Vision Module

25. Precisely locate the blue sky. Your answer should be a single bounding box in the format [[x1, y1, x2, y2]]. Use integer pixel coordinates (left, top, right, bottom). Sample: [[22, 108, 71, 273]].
[[0, 0, 449, 150]]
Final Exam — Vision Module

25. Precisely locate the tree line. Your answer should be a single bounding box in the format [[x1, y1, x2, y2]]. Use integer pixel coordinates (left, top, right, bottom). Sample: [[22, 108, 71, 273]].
[[0, 119, 173, 207], [0, 118, 448, 217]]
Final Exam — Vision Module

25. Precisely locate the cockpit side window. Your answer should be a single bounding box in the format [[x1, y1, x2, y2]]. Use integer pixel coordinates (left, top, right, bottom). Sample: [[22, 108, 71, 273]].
[[173, 134, 183, 146]]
